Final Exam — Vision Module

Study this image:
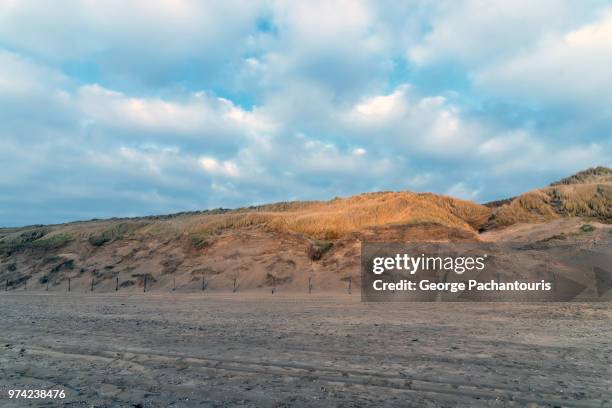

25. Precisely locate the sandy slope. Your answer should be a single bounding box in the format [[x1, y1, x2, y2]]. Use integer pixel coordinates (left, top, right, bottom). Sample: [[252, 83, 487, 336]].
[[1, 218, 609, 297]]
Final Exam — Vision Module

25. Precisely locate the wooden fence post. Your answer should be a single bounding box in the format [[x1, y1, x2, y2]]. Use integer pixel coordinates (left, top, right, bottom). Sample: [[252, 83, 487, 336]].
[[116, 277, 119, 291], [143, 275, 147, 293]]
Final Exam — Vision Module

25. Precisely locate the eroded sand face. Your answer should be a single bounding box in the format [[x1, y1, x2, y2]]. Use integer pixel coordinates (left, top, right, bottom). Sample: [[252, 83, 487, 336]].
[[0, 293, 610, 407]]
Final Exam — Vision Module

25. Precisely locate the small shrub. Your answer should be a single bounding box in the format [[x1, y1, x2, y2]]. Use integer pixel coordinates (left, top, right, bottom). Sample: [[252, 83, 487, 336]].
[[307, 240, 334, 261], [580, 224, 595, 232], [88, 222, 143, 247], [88, 234, 111, 247], [190, 230, 213, 249]]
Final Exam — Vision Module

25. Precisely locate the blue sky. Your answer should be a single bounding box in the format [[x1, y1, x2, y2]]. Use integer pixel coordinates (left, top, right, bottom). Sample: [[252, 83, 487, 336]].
[[1, 0, 611, 227]]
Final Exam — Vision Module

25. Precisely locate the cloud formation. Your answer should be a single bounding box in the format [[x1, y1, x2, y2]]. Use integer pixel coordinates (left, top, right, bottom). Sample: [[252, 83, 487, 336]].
[[0, 1, 610, 226]]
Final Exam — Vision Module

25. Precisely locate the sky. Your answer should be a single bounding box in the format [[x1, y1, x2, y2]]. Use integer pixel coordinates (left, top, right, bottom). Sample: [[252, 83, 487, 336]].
[[1, 0, 611, 227]]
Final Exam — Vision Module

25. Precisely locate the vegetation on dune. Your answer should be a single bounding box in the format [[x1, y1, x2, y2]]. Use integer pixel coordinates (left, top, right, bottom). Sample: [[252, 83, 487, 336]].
[[550, 166, 612, 186], [0, 232, 73, 253], [307, 240, 334, 261], [0, 167, 608, 292], [88, 234, 112, 247], [294, 191, 492, 237], [189, 229, 216, 249], [484, 182, 611, 229], [245, 200, 321, 213], [187, 191, 492, 242], [580, 223, 595, 232], [30, 233, 74, 249], [1, 167, 609, 248], [484, 190, 558, 228], [87, 222, 146, 247], [19, 229, 48, 242]]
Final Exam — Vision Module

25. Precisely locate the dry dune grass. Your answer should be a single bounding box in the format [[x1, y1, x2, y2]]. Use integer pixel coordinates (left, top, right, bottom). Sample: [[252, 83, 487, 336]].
[[485, 190, 559, 228], [547, 183, 611, 216], [550, 165, 612, 186], [186, 192, 492, 240], [1, 167, 609, 249], [0, 191, 492, 254], [225, 172, 610, 238], [487, 182, 611, 229]]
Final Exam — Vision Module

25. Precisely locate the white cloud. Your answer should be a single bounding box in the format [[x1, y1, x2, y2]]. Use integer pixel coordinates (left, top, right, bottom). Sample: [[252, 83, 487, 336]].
[[75, 84, 278, 157], [246, 0, 394, 100], [199, 157, 241, 178], [0, 1, 263, 58], [0, 0, 265, 85], [273, 0, 374, 49], [481, 141, 608, 176], [408, 0, 598, 65], [475, 10, 612, 109], [408, 1, 612, 115], [478, 130, 533, 156], [345, 85, 483, 156], [0, 50, 67, 97], [353, 86, 409, 118], [79, 85, 224, 133]]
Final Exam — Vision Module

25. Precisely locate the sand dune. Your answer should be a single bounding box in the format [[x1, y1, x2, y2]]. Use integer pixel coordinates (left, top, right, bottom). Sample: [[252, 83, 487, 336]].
[[0, 167, 609, 293]]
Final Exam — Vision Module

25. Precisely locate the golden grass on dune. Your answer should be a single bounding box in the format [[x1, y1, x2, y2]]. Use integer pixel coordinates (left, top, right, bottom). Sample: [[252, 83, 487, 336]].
[[547, 183, 611, 216], [550, 166, 612, 186], [0, 191, 491, 252], [1, 167, 609, 248], [486, 190, 558, 228], [187, 192, 492, 240], [487, 183, 611, 228]]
